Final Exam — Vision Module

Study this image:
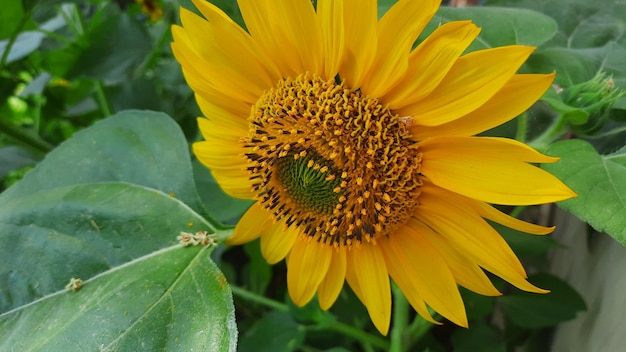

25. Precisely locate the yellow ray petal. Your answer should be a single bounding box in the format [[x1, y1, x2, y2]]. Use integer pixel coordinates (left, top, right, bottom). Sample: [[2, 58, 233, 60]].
[[360, 0, 440, 97], [318, 0, 345, 79], [237, 0, 299, 76], [197, 117, 247, 141], [377, 235, 442, 325], [400, 45, 535, 126], [384, 21, 480, 109], [260, 223, 299, 264], [171, 38, 251, 116], [380, 229, 468, 327], [178, 9, 265, 103], [192, 141, 253, 199], [339, 0, 377, 88], [190, 0, 281, 86], [408, 219, 501, 296], [411, 73, 555, 138], [272, 0, 323, 74], [348, 244, 391, 335], [419, 136, 577, 205], [287, 237, 333, 306], [317, 248, 347, 310], [464, 198, 555, 235], [415, 186, 548, 293], [227, 202, 273, 245], [344, 255, 364, 303], [194, 94, 249, 128]]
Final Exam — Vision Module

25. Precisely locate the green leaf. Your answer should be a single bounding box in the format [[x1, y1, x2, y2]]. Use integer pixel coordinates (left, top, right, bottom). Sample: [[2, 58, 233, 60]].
[[0, 0, 25, 39], [238, 311, 305, 352], [376, 2, 558, 49], [1, 110, 208, 219], [422, 7, 558, 50], [451, 323, 505, 352], [66, 5, 151, 83], [500, 273, 586, 329], [0, 245, 237, 351], [0, 146, 37, 179], [527, 42, 626, 89], [543, 139, 626, 242], [486, 0, 626, 49], [0, 182, 220, 313]]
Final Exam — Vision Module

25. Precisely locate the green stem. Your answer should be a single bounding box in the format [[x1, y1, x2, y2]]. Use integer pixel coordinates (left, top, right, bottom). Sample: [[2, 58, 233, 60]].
[[230, 285, 289, 312], [405, 315, 434, 346], [390, 284, 408, 352], [583, 126, 626, 139], [94, 80, 112, 117], [529, 114, 568, 149], [230, 285, 390, 350], [509, 206, 526, 219], [515, 112, 528, 142], [325, 321, 389, 350], [0, 9, 32, 69], [0, 118, 53, 155]]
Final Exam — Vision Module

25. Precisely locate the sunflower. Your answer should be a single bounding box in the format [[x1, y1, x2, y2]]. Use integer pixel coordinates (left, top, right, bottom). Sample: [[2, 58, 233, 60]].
[[172, 0, 576, 335]]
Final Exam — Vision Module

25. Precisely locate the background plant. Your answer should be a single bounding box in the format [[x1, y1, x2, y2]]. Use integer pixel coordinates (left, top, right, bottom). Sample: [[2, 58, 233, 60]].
[[0, 0, 624, 351]]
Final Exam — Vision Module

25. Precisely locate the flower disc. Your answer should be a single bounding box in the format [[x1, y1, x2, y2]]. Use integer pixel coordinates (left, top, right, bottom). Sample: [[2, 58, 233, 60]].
[[245, 74, 422, 246]]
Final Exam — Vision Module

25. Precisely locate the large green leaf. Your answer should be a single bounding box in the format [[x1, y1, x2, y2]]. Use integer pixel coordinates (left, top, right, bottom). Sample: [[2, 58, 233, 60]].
[[0, 182, 219, 313], [0, 245, 236, 351], [1, 110, 208, 219], [0, 111, 237, 350], [543, 139, 626, 243], [377, 2, 557, 49], [423, 7, 558, 50]]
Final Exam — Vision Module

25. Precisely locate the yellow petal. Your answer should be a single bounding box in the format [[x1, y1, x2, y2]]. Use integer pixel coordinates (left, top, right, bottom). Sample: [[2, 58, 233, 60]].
[[318, 0, 345, 79], [273, 0, 323, 74], [400, 45, 535, 126], [237, 0, 299, 76], [378, 234, 441, 325], [339, 0, 377, 88], [226, 202, 272, 245], [380, 228, 468, 327], [412, 73, 555, 139], [419, 136, 577, 205], [408, 219, 501, 297], [260, 223, 299, 264], [415, 186, 548, 293], [348, 244, 391, 335], [464, 198, 555, 235], [178, 9, 265, 103], [345, 255, 364, 303], [197, 117, 247, 142], [317, 248, 346, 310], [287, 237, 333, 306], [360, 0, 440, 97], [384, 21, 480, 109], [171, 36, 251, 117], [190, 0, 281, 86], [192, 141, 253, 199]]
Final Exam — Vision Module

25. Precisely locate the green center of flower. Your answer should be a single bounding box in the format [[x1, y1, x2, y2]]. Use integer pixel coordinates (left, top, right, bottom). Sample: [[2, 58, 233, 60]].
[[244, 73, 423, 246], [275, 150, 341, 215]]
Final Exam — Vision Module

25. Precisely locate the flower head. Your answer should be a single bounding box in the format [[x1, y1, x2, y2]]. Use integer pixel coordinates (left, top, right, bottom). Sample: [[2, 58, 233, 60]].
[[172, 0, 576, 335]]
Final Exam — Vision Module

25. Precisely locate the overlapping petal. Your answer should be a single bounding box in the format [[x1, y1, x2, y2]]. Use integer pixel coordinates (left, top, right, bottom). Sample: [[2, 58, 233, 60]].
[[287, 237, 333, 306], [400, 45, 535, 126], [419, 136, 577, 205]]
